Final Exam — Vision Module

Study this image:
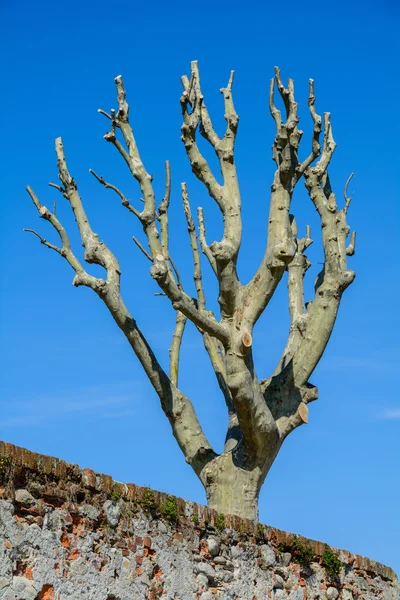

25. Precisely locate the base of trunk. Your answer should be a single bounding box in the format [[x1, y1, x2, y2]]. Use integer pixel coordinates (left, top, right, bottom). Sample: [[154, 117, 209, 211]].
[[203, 453, 262, 521]]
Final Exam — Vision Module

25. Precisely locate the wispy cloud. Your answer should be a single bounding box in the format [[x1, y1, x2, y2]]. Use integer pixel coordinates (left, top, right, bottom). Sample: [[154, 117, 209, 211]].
[[319, 352, 399, 374], [0, 381, 140, 428], [0, 415, 42, 427], [380, 408, 400, 420]]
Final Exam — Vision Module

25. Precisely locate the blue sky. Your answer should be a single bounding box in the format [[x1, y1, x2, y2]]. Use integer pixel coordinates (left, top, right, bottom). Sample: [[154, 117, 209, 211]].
[[1, 0, 399, 575]]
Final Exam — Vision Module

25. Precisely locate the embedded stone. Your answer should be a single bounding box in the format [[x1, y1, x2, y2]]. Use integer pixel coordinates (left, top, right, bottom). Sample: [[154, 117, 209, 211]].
[[103, 500, 121, 527], [261, 544, 276, 567], [15, 489, 36, 507], [196, 561, 217, 582], [221, 570, 234, 583], [231, 545, 243, 559], [274, 574, 284, 589], [207, 536, 220, 557], [78, 504, 99, 521], [196, 573, 208, 588]]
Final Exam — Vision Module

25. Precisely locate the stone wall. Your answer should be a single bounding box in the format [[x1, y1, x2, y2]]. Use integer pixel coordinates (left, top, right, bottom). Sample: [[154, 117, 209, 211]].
[[0, 441, 398, 600]]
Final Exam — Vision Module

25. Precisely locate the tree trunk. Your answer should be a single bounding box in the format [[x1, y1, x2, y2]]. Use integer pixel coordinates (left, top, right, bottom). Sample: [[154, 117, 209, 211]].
[[201, 452, 264, 522]]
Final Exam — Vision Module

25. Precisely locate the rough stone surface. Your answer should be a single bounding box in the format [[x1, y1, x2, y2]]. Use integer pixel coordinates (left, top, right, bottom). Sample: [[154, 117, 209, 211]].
[[0, 440, 398, 599]]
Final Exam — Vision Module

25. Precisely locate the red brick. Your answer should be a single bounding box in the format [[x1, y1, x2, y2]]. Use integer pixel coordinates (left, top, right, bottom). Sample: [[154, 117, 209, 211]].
[[82, 468, 96, 489], [14, 515, 26, 523], [61, 534, 70, 548], [37, 585, 55, 600], [25, 566, 33, 579], [128, 542, 137, 552], [153, 566, 163, 579], [67, 549, 80, 561]]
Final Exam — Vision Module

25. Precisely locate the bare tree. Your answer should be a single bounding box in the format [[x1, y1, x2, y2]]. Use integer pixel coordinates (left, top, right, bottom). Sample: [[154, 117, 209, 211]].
[[25, 62, 355, 521]]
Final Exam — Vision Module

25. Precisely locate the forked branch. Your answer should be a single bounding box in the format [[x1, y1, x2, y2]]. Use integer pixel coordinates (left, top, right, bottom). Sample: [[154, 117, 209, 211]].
[[96, 77, 229, 343], [180, 61, 242, 319], [25, 138, 216, 476], [263, 113, 356, 437], [243, 71, 324, 329]]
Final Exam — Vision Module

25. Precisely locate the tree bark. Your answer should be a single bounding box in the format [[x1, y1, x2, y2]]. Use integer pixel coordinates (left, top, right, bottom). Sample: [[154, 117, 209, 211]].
[[200, 434, 282, 520]]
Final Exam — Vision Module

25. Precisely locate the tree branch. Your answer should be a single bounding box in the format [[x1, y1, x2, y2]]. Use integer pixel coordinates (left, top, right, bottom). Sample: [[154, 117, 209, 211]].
[[180, 61, 242, 320], [158, 160, 171, 258], [95, 75, 228, 342], [202, 332, 240, 452], [181, 183, 237, 436], [25, 185, 98, 289], [25, 140, 217, 476], [133, 236, 152, 261], [97, 108, 121, 127], [343, 172, 354, 215], [180, 63, 224, 208], [169, 311, 187, 386], [296, 79, 323, 178], [263, 120, 356, 437], [197, 207, 217, 275], [346, 230, 356, 256], [242, 70, 324, 329], [55, 137, 121, 288], [23, 227, 63, 256], [242, 68, 305, 327], [48, 182, 68, 198], [287, 217, 312, 325], [181, 183, 206, 310], [89, 169, 141, 218], [150, 253, 229, 343]]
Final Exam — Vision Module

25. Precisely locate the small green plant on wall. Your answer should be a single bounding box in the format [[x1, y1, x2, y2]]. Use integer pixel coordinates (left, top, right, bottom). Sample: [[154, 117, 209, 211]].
[[215, 513, 225, 530], [290, 535, 314, 565], [322, 546, 341, 577], [142, 488, 155, 514], [161, 496, 178, 522]]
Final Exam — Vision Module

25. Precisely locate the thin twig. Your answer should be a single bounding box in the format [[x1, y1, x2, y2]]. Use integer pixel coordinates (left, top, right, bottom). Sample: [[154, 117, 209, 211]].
[[133, 236, 152, 261], [25, 184, 96, 284], [169, 311, 187, 386], [89, 169, 141, 218], [48, 182, 68, 198], [182, 183, 206, 309], [23, 228, 63, 255], [169, 256, 183, 290], [346, 231, 356, 256], [197, 207, 217, 275], [269, 77, 282, 133], [158, 160, 171, 258], [297, 79, 322, 177], [97, 108, 121, 128], [343, 172, 354, 214]]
